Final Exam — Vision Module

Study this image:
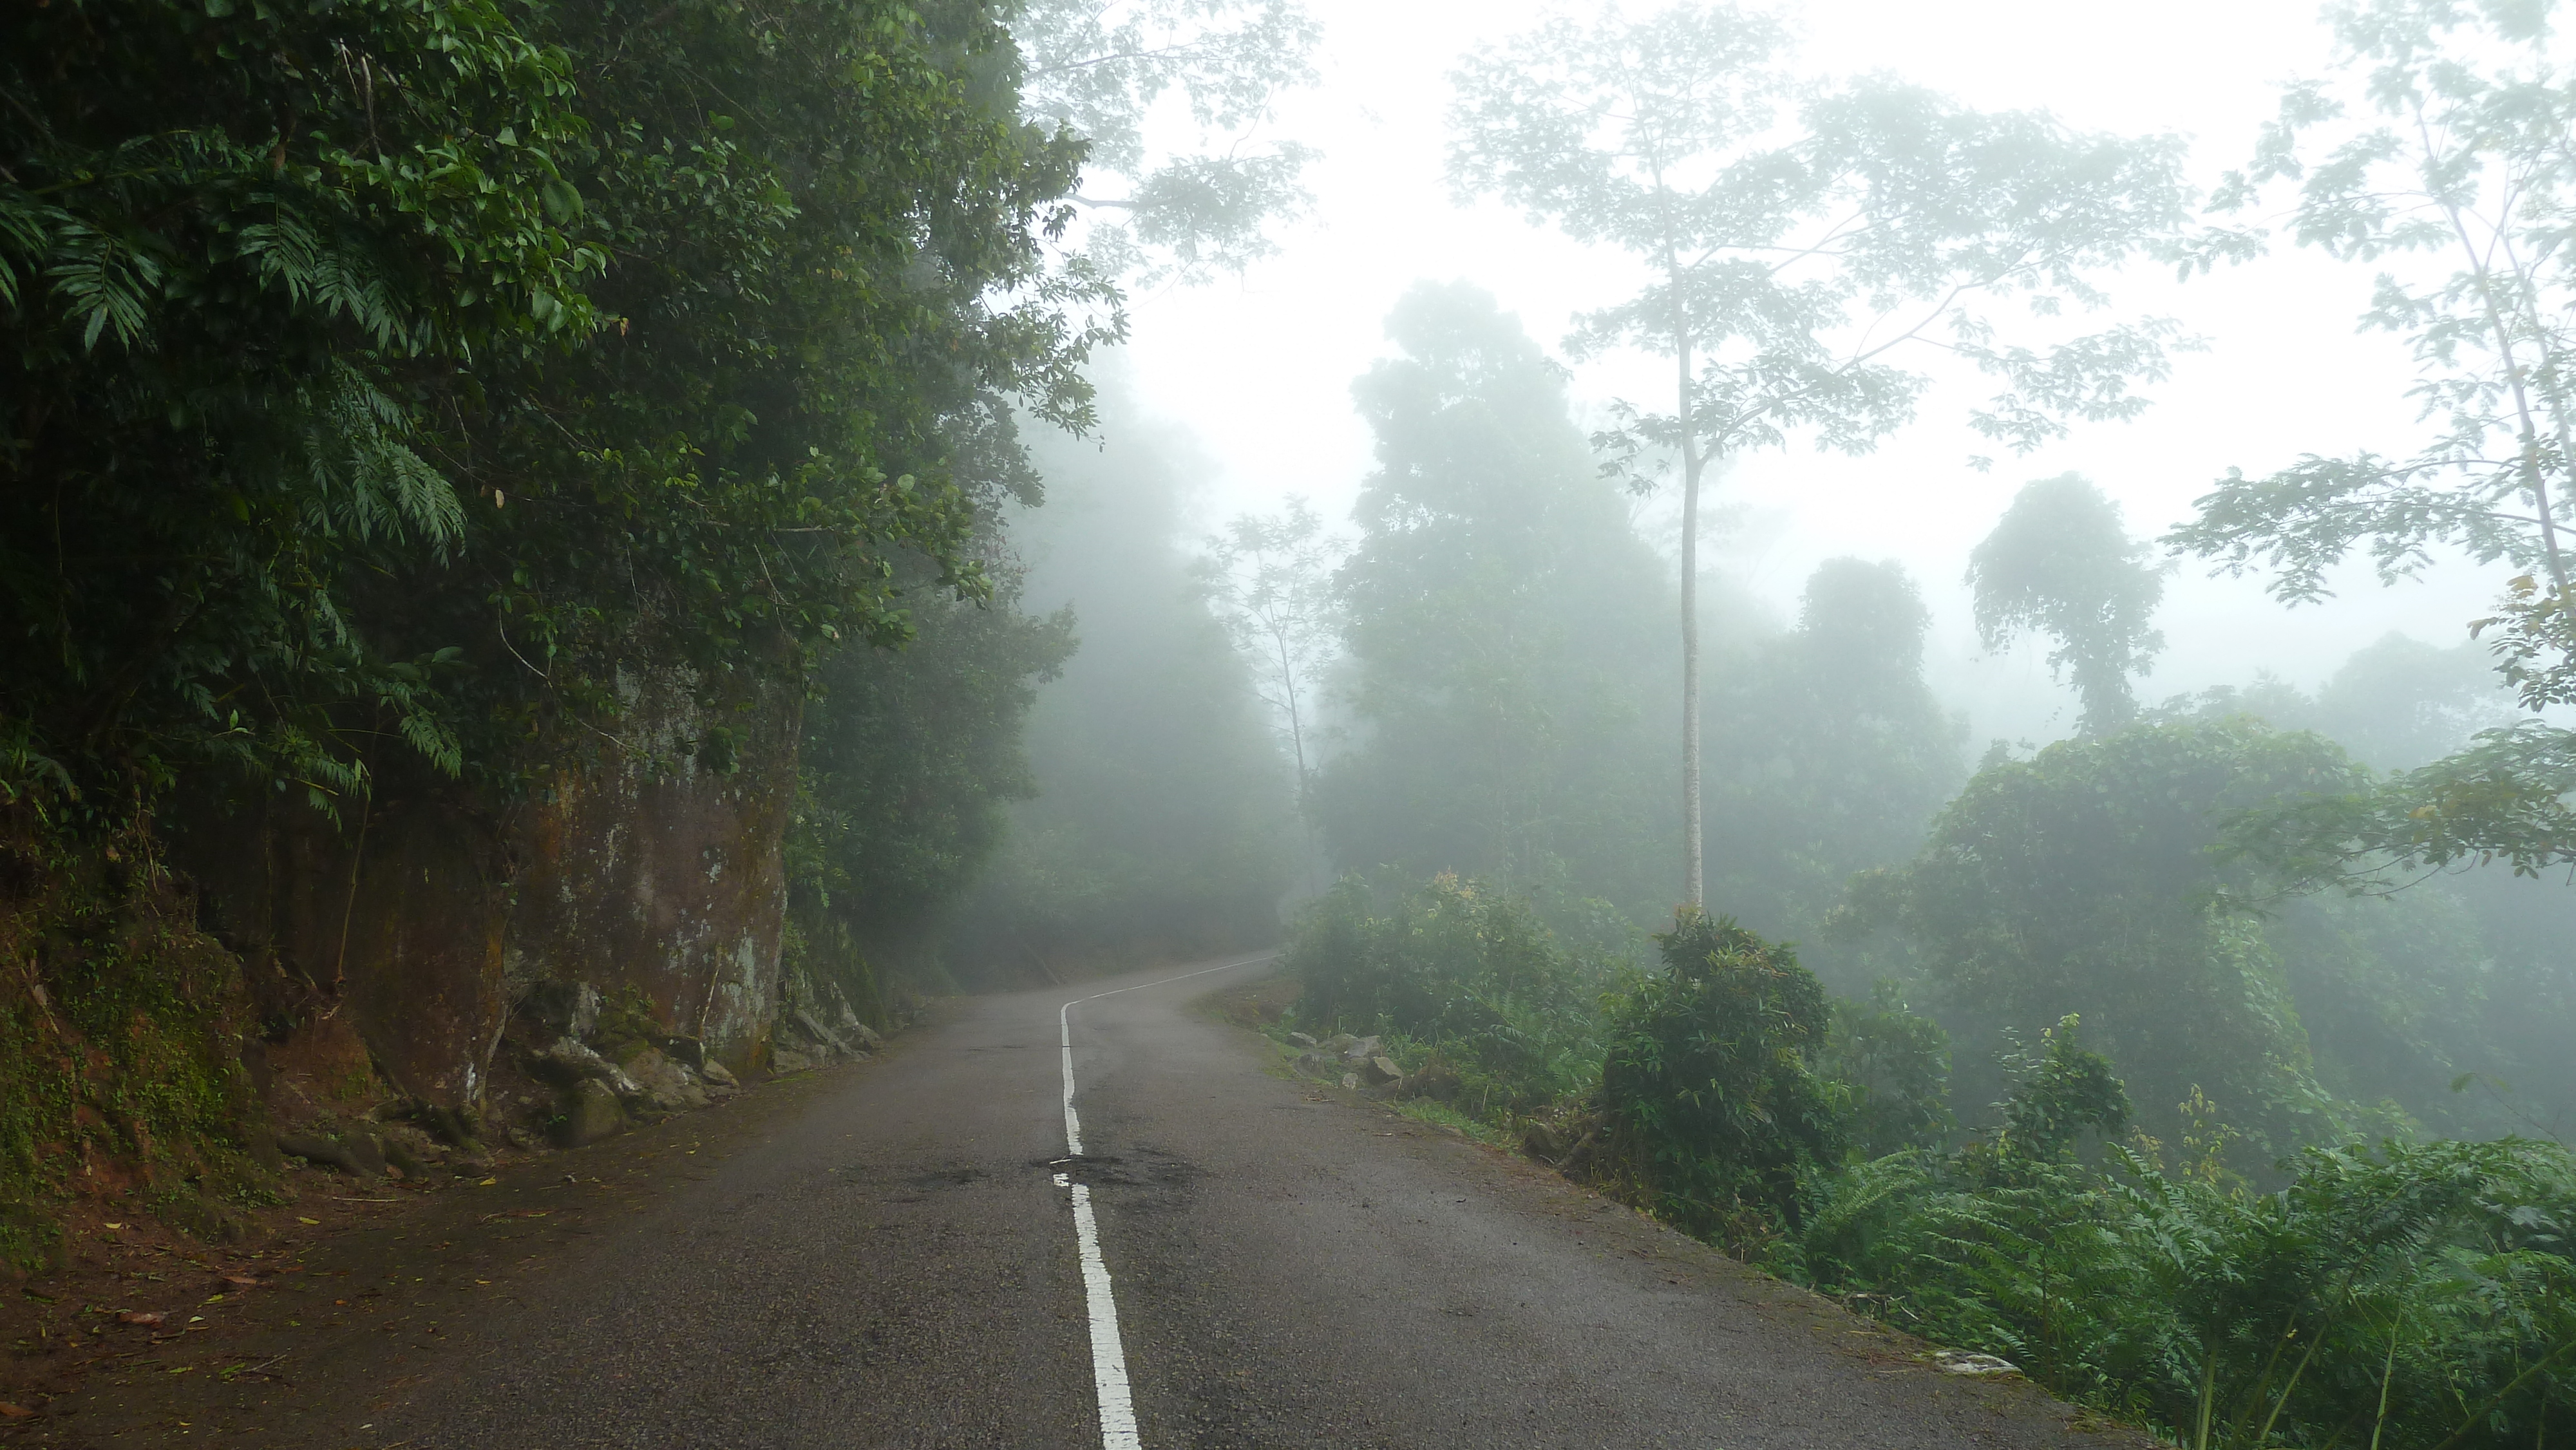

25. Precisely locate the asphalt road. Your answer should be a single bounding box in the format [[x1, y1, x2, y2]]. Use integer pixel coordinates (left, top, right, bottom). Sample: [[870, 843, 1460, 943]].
[[50, 957, 2152, 1449]]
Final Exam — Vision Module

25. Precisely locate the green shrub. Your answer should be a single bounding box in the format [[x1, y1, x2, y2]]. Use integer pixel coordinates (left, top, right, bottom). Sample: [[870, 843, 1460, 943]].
[[1287, 872, 1607, 1115], [1823, 982, 1955, 1157], [1803, 1051, 2576, 1447], [1598, 911, 1844, 1241]]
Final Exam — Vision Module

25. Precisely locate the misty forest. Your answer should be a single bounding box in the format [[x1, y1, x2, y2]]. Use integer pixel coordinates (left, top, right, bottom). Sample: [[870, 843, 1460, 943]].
[[5, 0, 2576, 1445]]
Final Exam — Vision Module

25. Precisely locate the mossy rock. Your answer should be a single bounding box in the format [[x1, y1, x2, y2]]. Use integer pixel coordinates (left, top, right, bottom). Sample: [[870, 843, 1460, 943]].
[[553, 1080, 626, 1147], [590, 990, 668, 1068]]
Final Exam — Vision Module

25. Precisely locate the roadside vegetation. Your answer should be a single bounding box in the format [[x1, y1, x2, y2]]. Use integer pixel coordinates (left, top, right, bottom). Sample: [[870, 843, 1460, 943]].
[[1265, 6, 2576, 1443], [1278, 877, 2576, 1447]]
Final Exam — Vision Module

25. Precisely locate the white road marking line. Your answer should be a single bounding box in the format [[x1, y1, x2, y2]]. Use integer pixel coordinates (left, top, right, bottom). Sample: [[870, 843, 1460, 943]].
[[1054, 951, 1280, 1450]]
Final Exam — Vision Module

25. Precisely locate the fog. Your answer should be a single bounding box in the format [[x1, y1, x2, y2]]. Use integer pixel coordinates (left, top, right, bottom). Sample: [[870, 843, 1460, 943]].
[[991, 0, 2576, 1161], [1106, 0, 2496, 749], [19, 4, 2575, 1436]]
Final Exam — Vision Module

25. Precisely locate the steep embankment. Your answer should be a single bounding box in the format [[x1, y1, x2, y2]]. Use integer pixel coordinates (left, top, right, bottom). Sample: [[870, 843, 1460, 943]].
[[0, 664, 889, 1290]]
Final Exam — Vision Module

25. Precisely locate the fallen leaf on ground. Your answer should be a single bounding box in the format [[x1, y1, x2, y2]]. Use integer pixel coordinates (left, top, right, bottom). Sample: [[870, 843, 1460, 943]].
[[0, 1402, 33, 1417], [222, 1275, 258, 1288], [295, 1217, 319, 1225], [115, 1311, 164, 1327]]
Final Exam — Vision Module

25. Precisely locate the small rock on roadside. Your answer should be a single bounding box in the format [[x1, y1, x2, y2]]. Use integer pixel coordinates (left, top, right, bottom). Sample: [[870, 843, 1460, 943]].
[[1522, 1121, 1570, 1161], [535, 1037, 643, 1098], [556, 1079, 627, 1147], [622, 1048, 710, 1115], [274, 1130, 388, 1180]]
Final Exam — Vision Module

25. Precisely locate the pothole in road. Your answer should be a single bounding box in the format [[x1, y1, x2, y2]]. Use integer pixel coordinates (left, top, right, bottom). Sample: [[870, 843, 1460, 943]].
[[1041, 1153, 1128, 1185], [1039, 1148, 1202, 1192]]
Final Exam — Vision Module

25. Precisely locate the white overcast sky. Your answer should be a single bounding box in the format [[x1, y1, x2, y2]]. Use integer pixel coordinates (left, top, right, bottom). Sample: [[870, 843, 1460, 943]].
[[1095, 0, 2505, 744]]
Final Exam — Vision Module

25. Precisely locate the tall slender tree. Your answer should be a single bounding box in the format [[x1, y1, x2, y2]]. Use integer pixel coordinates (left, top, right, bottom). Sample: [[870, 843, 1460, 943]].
[[1448, 3, 2190, 910], [1201, 499, 1341, 839]]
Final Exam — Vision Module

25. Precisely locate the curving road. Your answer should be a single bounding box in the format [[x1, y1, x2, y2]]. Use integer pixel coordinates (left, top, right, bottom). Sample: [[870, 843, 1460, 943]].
[[44, 956, 2151, 1449]]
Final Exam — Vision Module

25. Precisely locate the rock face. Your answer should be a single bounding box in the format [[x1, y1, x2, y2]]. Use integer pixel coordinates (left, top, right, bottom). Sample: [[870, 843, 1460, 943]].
[[506, 659, 800, 1075], [176, 791, 510, 1114], [173, 651, 804, 1117], [768, 960, 882, 1073]]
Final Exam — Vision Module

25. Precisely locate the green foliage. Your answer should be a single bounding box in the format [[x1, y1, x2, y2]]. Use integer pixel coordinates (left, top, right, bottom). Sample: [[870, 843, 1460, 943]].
[[2173, 0, 2576, 878], [1824, 983, 1956, 1158], [1855, 718, 2369, 1155], [1446, 1, 2188, 905], [2315, 634, 2523, 773], [1806, 1123, 2576, 1448], [3, 0, 1110, 825], [1969, 475, 2169, 735], [790, 565, 1077, 989], [2226, 722, 2576, 883], [1705, 558, 1965, 950], [465, 0, 1109, 730], [1317, 282, 1672, 917], [933, 385, 1293, 981], [1985, 1015, 2130, 1167], [1289, 872, 1611, 1115], [1446, 5, 2190, 470], [1600, 912, 1844, 1239], [1, 0, 602, 809], [1199, 496, 1341, 825], [1014, 0, 1320, 284]]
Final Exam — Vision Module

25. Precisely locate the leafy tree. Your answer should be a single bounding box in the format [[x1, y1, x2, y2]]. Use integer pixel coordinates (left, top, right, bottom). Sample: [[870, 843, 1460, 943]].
[[1317, 282, 1672, 918], [1852, 719, 2369, 1154], [2171, 0, 2576, 875], [2166, 631, 2522, 773], [1705, 557, 1965, 946], [1014, 0, 1320, 284], [1448, 3, 2190, 908], [0, 0, 603, 811], [1, 0, 1110, 833], [1968, 475, 2169, 735], [1200, 497, 1342, 843], [1600, 911, 1844, 1239], [470, 0, 1108, 731], [2311, 632, 2521, 771], [1981, 1015, 2130, 1168]]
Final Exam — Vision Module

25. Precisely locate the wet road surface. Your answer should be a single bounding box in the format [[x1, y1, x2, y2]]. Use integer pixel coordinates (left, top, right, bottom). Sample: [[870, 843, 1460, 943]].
[[43, 956, 2150, 1448]]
